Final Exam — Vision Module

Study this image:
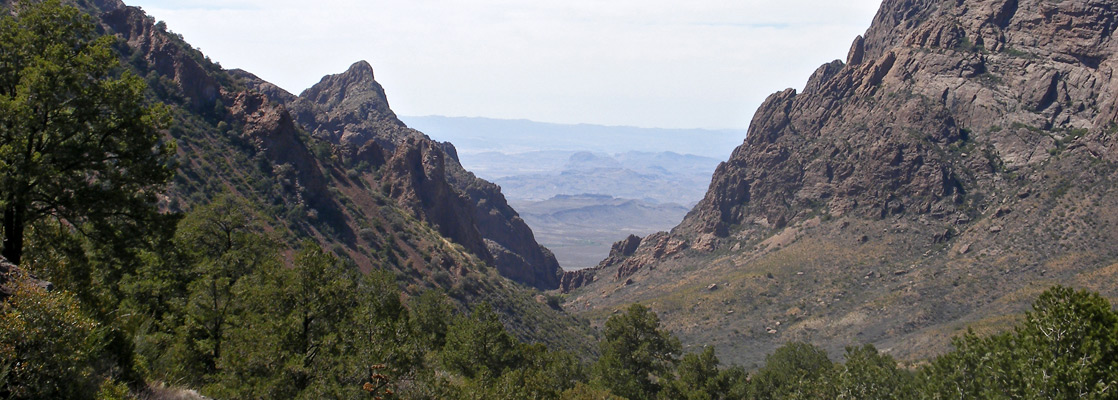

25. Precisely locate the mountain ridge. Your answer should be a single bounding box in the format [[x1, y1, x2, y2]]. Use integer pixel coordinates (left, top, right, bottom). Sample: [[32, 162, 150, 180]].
[[15, 0, 590, 352], [401, 115, 746, 160], [567, 0, 1118, 366]]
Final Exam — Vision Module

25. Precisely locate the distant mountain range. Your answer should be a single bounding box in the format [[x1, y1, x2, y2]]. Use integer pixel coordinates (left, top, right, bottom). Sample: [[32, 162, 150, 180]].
[[477, 150, 722, 205], [511, 194, 691, 269], [400, 116, 739, 269], [400, 115, 746, 160]]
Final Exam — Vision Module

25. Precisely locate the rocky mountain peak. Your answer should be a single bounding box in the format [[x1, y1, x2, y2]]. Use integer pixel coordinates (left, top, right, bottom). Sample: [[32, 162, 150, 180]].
[[670, 0, 1118, 242], [281, 60, 564, 289], [287, 60, 418, 150], [568, 0, 1118, 365], [346, 59, 376, 76], [83, 0, 566, 291], [298, 60, 393, 117]]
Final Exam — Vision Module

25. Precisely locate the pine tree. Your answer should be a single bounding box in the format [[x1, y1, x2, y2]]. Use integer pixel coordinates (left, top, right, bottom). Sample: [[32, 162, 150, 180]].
[[591, 303, 681, 400], [0, 0, 175, 265]]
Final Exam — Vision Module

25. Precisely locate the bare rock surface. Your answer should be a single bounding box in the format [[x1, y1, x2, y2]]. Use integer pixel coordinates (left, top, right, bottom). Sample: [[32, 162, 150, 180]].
[[569, 0, 1118, 366], [282, 62, 563, 289]]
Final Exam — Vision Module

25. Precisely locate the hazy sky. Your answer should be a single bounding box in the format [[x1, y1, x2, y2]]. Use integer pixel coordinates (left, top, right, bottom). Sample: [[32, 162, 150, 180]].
[[126, 0, 882, 129]]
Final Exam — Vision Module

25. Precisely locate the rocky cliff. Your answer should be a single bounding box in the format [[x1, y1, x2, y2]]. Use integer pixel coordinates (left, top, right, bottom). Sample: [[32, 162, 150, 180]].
[[96, 5, 563, 289], [260, 62, 564, 289], [0, 0, 594, 358], [569, 0, 1118, 366], [35, 0, 573, 290]]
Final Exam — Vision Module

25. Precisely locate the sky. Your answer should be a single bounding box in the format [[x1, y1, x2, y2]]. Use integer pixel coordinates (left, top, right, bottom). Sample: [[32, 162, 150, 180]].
[[125, 0, 882, 130]]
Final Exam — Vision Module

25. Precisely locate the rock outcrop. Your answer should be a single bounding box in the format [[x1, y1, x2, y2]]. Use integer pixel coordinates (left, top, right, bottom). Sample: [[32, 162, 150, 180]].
[[570, 0, 1118, 366], [0, 256, 50, 300], [288, 61, 420, 152], [381, 137, 493, 262], [80, 1, 564, 289], [274, 61, 563, 289], [574, 0, 1118, 284], [102, 6, 222, 112], [227, 90, 329, 204]]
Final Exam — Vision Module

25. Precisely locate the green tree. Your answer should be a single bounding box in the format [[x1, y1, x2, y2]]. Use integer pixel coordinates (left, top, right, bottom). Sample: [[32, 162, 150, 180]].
[[0, 272, 109, 399], [440, 302, 522, 380], [829, 344, 913, 399], [484, 344, 586, 399], [1018, 286, 1118, 398], [920, 286, 1118, 399], [411, 288, 453, 350], [591, 303, 681, 400], [346, 269, 421, 399], [661, 346, 748, 400], [280, 242, 356, 393], [211, 242, 359, 398], [0, 0, 175, 266], [748, 342, 833, 400], [173, 195, 278, 378]]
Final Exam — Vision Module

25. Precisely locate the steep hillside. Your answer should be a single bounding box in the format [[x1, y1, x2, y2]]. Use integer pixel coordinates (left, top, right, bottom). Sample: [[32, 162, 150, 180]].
[[568, 0, 1118, 366], [234, 62, 565, 290], [20, 0, 589, 352]]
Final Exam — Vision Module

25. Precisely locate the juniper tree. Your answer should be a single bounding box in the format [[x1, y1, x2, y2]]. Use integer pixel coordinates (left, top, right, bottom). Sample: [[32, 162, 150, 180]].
[[0, 0, 174, 265]]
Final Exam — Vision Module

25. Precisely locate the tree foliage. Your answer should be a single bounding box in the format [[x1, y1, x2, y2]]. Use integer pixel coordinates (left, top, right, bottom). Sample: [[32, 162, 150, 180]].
[[591, 303, 681, 400], [441, 302, 522, 380], [748, 341, 833, 400], [661, 346, 748, 400], [175, 195, 279, 377], [0, 273, 108, 400], [829, 344, 913, 399], [920, 286, 1118, 399], [0, 0, 174, 265]]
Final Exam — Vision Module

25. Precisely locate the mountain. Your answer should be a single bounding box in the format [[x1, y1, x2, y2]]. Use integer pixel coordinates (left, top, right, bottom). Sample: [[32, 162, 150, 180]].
[[32, 0, 590, 352], [401, 115, 746, 160], [233, 61, 565, 290], [398, 118, 729, 272], [510, 195, 691, 269], [491, 151, 721, 205], [567, 0, 1118, 367], [484, 151, 719, 269]]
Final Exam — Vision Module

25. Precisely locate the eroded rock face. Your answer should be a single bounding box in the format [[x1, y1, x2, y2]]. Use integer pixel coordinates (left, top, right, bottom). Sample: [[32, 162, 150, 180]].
[[228, 69, 297, 105], [580, 0, 1118, 282], [102, 7, 221, 112], [284, 62, 563, 289], [449, 166, 563, 289], [569, 0, 1118, 364], [381, 137, 492, 264], [227, 90, 328, 204]]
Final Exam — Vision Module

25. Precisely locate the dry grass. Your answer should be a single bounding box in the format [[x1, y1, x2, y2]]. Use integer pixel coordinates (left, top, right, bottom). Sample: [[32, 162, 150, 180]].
[[139, 382, 209, 400]]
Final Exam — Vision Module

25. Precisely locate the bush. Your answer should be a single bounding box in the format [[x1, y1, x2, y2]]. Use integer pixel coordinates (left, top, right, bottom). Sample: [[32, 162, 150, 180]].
[[0, 274, 110, 400], [919, 286, 1118, 399]]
